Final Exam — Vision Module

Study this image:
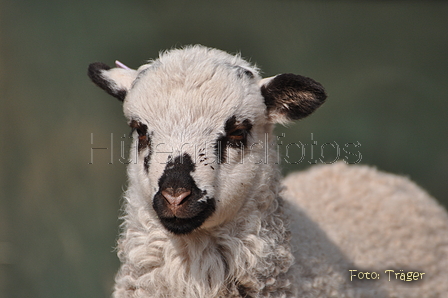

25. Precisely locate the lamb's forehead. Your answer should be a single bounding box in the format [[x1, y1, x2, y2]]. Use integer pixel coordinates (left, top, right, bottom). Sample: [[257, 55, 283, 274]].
[[152, 46, 257, 75], [123, 46, 264, 131]]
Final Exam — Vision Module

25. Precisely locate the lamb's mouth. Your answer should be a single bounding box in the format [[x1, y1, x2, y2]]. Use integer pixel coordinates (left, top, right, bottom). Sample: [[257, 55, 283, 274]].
[[153, 195, 216, 235]]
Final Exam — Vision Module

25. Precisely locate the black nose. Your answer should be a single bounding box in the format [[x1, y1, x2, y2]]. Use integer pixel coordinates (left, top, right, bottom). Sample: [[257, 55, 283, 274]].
[[152, 154, 215, 235]]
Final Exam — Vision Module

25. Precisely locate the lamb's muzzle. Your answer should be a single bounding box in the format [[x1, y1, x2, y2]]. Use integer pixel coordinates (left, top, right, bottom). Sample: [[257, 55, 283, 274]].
[[152, 153, 216, 234]]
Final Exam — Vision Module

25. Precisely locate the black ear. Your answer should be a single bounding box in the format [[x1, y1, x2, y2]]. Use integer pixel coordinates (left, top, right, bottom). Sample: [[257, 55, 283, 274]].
[[260, 73, 327, 123], [88, 62, 137, 101]]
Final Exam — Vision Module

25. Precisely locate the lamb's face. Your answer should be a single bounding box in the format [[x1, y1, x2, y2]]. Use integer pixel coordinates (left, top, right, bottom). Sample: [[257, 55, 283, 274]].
[[88, 45, 326, 234]]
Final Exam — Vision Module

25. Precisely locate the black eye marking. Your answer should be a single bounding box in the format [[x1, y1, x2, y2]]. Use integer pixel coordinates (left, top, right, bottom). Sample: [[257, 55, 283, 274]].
[[129, 120, 151, 152], [224, 116, 252, 148], [215, 116, 253, 164]]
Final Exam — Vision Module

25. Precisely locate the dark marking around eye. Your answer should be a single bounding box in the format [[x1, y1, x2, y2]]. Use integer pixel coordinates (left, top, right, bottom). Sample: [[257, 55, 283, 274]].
[[129, 120, 153, 172], [214, 116, 252, 164], [129, 120, 151, 152], [224, 116, 252, 148]]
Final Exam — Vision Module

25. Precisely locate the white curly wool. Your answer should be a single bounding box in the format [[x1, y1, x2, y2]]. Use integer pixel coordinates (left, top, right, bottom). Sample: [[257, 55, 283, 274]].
[[87, 45, 448, 298]]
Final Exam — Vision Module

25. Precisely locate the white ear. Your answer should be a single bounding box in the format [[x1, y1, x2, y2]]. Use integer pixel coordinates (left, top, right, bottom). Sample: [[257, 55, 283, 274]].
[[259, 73, 327, 124], [88, 61, 138, 101]]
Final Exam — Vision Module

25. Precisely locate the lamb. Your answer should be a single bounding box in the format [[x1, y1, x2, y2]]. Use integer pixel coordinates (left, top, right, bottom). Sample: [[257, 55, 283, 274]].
[[87, 45, 448, 298]]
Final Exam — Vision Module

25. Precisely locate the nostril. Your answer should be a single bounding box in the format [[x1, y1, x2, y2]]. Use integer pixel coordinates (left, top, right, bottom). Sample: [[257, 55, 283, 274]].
[[161, 188, 191, 206]]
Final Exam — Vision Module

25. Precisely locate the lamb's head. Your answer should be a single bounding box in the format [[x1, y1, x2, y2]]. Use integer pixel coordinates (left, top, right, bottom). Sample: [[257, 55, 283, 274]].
[[88, 45, 326, 235]]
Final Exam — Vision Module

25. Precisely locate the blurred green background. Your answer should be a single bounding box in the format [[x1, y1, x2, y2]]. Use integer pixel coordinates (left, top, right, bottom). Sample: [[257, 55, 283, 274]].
[[1, 1, 447, 297]]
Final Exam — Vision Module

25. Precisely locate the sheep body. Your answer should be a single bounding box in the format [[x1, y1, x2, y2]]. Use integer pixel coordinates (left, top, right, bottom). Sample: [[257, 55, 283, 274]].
[[284, 162, 448, 297], [87, 45, 448, 298]]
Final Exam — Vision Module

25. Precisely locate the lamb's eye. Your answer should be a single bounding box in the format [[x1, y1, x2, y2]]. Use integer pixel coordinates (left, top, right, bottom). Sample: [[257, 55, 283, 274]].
[[138, 133, 147, 143], [224, 117, 253, 146], [228, 129, 246, 141], [136, 126, 146, 137], [130, 120, 147, 135], [129, 120, 150, 151]]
